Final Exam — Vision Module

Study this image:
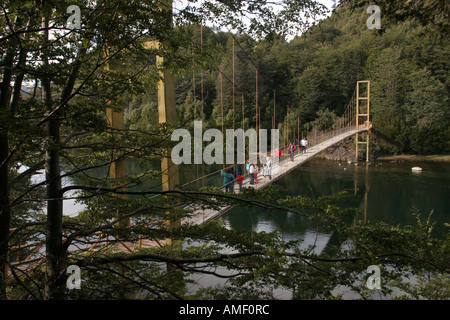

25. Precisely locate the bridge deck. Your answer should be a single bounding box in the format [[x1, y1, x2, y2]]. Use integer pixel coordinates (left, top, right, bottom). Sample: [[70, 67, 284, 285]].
[[183, 126, 368, 226]]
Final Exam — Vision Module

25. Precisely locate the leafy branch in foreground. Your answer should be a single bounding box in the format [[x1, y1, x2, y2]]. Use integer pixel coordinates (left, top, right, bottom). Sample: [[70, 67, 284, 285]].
[[9, 188, 447, 300]]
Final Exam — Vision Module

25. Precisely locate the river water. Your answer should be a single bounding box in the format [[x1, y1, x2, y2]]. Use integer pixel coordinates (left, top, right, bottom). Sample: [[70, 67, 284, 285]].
[[60, 156, 449, 298], [63, 157, 450, 239], [197, 158, 450, 299], [220, 158, 450, 244]]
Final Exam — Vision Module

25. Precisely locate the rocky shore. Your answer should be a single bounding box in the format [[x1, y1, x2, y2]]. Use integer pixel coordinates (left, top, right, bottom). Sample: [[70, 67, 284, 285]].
[[316, 140, 359, 162]]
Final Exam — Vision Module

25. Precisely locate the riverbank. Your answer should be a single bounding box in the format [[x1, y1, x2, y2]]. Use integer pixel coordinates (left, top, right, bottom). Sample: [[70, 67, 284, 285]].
[[376, 154, 450, 163], [317, 140, 450, 163]]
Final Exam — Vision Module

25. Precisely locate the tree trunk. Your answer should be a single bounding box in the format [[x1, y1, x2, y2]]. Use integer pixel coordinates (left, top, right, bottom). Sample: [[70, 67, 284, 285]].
[[43, 114, 65, 300], [42, 77, 65, 299], [0, 121, 11, 301], [0, 50, 14, 300], [41, 15, 65, 300], [0, 13, 28, 298]]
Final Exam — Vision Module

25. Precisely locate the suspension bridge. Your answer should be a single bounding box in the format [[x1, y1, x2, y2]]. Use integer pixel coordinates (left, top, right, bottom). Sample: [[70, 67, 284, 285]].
[[6, 77, 371, 277], [6, 19, 373, 277], [185, 122, 372, 226], [178, 70, 372, 226]]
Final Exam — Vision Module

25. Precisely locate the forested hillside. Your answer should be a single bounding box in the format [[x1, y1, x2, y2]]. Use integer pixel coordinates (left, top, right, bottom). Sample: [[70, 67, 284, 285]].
[[126, 5, 449, 156]]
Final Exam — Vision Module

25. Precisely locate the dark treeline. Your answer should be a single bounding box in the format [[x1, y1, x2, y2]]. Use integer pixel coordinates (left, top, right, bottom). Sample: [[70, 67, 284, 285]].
[[126, 5, 450, 157]]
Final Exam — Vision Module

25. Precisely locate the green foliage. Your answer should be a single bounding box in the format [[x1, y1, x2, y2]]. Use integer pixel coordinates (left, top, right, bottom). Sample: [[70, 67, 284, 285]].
[[342, 0, 450, 35], [408, 122, 450, 154], [390, 272, 450, 300], [284, 6, 448, 154], [404, 67, 449, 127], [128, 4, 449, 158], [168, 4, 449, 158], [311, 109, 338, 130]]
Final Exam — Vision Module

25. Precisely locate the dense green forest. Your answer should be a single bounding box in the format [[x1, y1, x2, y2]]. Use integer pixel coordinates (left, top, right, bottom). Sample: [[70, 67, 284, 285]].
[[126, 5, 450, 156]]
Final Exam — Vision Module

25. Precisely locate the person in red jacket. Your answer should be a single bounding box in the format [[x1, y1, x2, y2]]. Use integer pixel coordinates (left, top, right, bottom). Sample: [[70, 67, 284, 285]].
[[275, 148, 281, 164], [236, 174, 244, 191]]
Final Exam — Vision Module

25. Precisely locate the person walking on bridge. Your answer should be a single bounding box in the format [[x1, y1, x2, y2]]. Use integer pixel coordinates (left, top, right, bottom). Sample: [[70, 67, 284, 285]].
[[249, 163, 255, 185], [274, 148, 281, 164], [235, 163, 242, 178], [301, 138, 307, 154], [289, 143, 294, 161], [221, 169, 235, 193], [265, 155, 272, 180], [236, 173, 244, 191], [254, 163, 259, 184]]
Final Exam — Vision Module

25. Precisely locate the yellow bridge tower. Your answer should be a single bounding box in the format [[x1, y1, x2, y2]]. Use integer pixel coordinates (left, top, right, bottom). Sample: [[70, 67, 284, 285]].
[[355, 80, 371, 162]]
